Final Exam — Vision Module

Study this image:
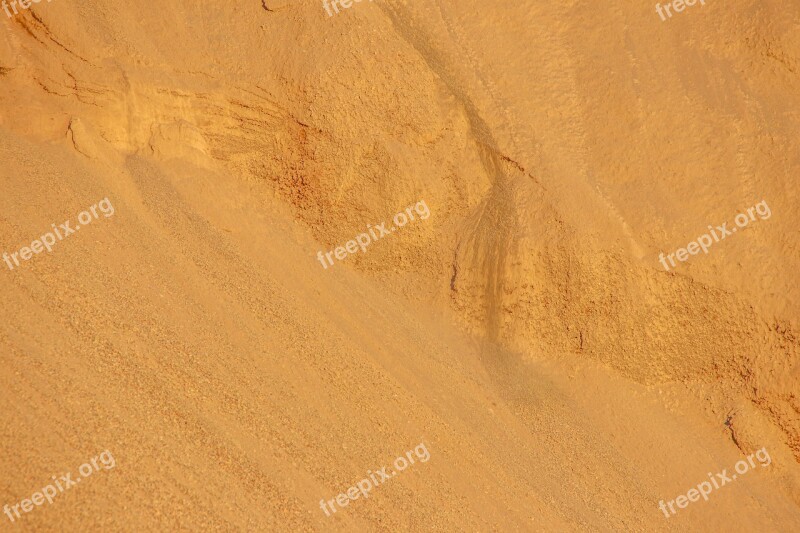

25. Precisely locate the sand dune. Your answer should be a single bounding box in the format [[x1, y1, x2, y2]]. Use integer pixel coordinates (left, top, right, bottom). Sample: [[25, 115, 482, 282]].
[[1, 0, 799, 530]]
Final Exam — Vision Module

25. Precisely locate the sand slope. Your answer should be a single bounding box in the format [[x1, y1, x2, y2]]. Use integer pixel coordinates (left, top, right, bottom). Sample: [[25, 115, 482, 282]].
[[1, 0, 799, 530]]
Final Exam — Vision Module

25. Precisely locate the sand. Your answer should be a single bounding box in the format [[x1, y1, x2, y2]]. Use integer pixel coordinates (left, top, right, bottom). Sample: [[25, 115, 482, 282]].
[[1, 0, 799, 530]]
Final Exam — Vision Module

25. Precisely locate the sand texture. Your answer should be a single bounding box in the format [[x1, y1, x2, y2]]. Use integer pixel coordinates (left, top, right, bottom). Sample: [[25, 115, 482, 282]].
[[1, 0, 799, 531]]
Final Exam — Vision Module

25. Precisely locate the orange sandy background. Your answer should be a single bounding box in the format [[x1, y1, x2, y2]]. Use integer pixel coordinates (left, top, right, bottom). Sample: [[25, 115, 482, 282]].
[[1, 0, 799, 530]]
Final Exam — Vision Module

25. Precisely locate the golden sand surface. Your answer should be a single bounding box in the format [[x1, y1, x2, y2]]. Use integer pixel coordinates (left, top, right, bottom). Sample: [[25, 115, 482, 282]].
[[1, 0, 799, 530]]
